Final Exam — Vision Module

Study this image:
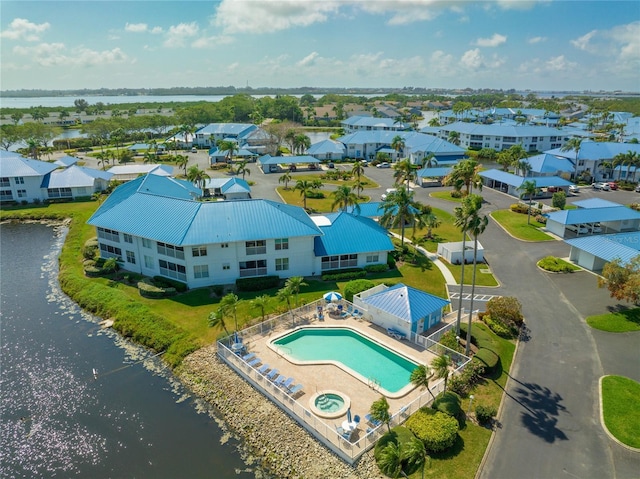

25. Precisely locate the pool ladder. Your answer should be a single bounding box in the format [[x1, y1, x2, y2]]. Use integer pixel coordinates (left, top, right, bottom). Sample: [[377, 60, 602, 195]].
[[368, 377, 380, 391]]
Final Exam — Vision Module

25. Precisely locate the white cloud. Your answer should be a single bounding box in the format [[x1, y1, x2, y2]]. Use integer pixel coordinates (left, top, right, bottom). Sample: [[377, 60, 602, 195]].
[[214, 0, 340, 34], [298, 52, 319, 67], [461, 48, 483, 69], [608, 21, 640, 62], [528, 36, 546, 44], [13, 43, 130, 67], [164, 22, 199, 47], [571, 30, 597, 52], [473, 33, 506, 47], [191, 34, 234, 49], [545, 55, 577, 72], [517, 55, 578, 76], [150, 26, 163, 35], [0, 18, 50, 41], [125, 23, 148, 33], [494, 0, 544, 10]]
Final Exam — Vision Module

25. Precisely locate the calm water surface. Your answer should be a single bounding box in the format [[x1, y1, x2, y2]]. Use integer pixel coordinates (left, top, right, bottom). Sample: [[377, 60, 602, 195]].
[[0, 223, 258, 478]]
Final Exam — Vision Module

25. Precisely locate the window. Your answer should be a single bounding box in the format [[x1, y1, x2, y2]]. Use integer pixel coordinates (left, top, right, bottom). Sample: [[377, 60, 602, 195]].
[[275, 258, 289, 271], [193, 265, 209, 278], [99, 243, 122, 259], [321, 254, 358, 270], [15, 177, 24, 185], [123, 233, 133, 244], [275, 238, 289, 250], [0, 178, 10, 188], [222, 263, 230, 270], [142, 238, 152, 249], [157, 242, 185, 259], [17, 189, 27, 198], [239, 259, 267, 277], [245, 240, 266, 255], [366, 254, 379, 263], [192, 246, 207, 257], [97, 227, 120, 242], [1, 190, 14, 200], [159, 259, 187, 281], [48, 188, 72, 198], [76, 187, 87, 196], [221, 243, 229, 248], [126, 250, 136, 264], [502, 136, 516, 143], [144, 255, 154, 269]]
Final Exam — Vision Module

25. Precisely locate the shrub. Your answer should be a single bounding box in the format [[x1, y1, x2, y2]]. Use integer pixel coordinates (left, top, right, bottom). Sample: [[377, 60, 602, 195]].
[[236, 275, 279, 292], [552, 191, 566, 209], [321, 270, 367, 281], [510, 203, 541, 216], [439, 330, 463, 353], [305, 190, 325, 199], [406, 409, 458, 453], [449, 358, 486, 396], [475, 404, 497, 425], [387, 254, 397, 269], [138, 278, 176, 298], [474, 348, 500, 373], [152, 276, 187, 292], [431, 391, 462, 418], [535, 214, 547, 224], [364, 263, 389, 273], [343, 279, 375, 302], [450, 190, 463, 198], [82, 237, 99, 260], [486, 296, 523, 329], [212, 285, 224, 297], [483, 315, 515, 338], [83, 260, 103, 277], [538, 256, 576, 273]]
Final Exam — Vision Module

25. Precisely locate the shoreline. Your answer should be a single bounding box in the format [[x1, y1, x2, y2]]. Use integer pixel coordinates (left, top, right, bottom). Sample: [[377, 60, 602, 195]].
[[178, 343, 384, 479]]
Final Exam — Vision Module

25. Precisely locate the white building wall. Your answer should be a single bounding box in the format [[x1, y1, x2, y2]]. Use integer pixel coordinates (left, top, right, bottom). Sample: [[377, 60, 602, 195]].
[[546, 220, 567, 238]]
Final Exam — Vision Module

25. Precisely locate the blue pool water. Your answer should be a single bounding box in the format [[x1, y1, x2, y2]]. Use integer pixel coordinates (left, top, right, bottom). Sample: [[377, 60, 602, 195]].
[[273, 328, 418, 393]]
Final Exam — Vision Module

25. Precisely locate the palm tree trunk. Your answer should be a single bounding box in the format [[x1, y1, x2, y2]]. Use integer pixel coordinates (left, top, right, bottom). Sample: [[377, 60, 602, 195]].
[[455, 232, 467, 336], [466, 236, 479, 356]]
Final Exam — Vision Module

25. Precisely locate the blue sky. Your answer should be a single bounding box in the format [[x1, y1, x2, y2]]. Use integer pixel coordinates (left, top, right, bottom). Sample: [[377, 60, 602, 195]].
[[1, 1, 638, 92]]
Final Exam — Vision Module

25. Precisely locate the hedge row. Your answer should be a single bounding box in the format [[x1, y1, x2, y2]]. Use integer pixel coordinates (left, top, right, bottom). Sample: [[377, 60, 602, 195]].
[[321, 270, 367, 281], [138, 278, 177, 298], [236, 275, 280, 292]]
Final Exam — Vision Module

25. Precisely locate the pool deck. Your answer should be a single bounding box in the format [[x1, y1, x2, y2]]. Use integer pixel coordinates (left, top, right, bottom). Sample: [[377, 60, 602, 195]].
[[238, 314, 441, 437]]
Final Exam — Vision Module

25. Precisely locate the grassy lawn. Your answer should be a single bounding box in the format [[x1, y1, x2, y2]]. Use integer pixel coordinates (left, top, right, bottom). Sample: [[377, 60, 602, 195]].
[[290, 173, 380, 189], [586, 308, 640, 332], [277, 186, 370, 213], [429, 190, 462, 203], [601, 376, 640, 448], [392, 208, 464, 252], [444, 263, 499, 287], [491, 209, 555, 241]]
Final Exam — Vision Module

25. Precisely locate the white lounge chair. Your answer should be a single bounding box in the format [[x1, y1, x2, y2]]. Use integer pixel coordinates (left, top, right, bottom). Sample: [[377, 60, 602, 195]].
[[257, 363, 270, 375], [288, 384, 303, 396], [280, 377, 294, 389], [266, 368, 279, 380]]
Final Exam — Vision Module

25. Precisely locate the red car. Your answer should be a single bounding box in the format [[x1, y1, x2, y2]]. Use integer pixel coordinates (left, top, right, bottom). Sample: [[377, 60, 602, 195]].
[[608, 182, 618, 190]]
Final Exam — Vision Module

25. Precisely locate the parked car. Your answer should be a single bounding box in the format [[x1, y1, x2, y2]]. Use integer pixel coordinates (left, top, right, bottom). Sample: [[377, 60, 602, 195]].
[[607, 182, 619, 190], [569, 184, 579, 193], [566, 224, 589, 235], [635, 184, 640, 193], [381, 188, 397, 200], [376, 162, 391, 168], [589, 223, 603, 233], [191, 147, 198, 153], [327, 162, 335, 169], [592, 182, 610, 191]]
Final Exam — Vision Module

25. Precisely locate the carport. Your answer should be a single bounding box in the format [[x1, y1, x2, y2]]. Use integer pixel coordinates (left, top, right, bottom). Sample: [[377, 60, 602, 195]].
[[566, 232, 640, 272], [257, 154, 321, 174], [479, 169, 573, 197], [546, 206, 640, 238], [416, 167, 452, 187]]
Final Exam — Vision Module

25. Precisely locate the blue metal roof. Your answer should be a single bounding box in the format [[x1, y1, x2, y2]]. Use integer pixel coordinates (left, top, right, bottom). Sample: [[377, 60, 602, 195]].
[[307, 139, 346, 155], [341, 116, 407, 129], [573, 198, 621, 209], [440, 121, 564, 137], [566, 232, 640, 265], [361, 283, 449, 324], [258, 155, 319, 165], [346, 202, 385, 217], [480, 169, 572, 188], [0, 155, 58, 177], [89, 176, 322, 246], [417, 167, 452, 178], [196, 123, 256, 137], [313, 212, 392, 256], [221, 178, 250, 194], [42, 166, 112, 188], [547, 206, 640, 225], [54, 155, 79, 167], [546, 141, 640, 161], [525, 153, 574, 174]]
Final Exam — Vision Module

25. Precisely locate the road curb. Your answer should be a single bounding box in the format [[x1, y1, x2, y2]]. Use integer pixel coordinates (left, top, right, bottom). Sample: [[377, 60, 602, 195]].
[[598, 375, 640, 453]]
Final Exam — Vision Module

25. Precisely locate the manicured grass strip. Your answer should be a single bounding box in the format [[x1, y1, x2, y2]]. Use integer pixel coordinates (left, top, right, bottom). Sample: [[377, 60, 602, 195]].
[[291, 173, 379, 189], [277, 186, 370, 213], [537, 256, 580, 273], [491, 209, 555, 241], [586, 308, 640, 332], [444, 263, 499, 287], [429, 190, 463, 203], [601, 376, 640, 448]]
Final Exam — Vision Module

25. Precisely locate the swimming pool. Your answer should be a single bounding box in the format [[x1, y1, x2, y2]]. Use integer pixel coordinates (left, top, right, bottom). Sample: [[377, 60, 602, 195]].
[[272, 327, 418, 394]]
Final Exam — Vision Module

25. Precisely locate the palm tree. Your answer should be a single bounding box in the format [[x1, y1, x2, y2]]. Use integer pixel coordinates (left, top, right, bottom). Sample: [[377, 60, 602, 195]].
[[420, 212, 441, 239], [178, 123, 196, 149], [279, 171, 292, 189], [378, 441, 405, 478], [517, 180, 537, 225], [103, 256, 120, 277], [369, 396, 392, 433], [431, 354, 452, 392], [187, 165, 210, 191], [251, 295, 271, 322], [331, 185, 359, 213], [393, 158, 417, 187], [447, 130, 461, 145], [428, 117, 440, 127], [403, 437, 429, 479], [217, 139, 239, 163], [96, 150, 110, 170], [276, 285, 294, 315], [174, 154, 189, 176], [379, 186, 420, 247], [219, 293, 241, 332], [410, 364, 435, 400], [208, 311, 230, 336], [453, 194, 482, 336], [465, 206, 488, 356], [284, 276, 307, 307], [443, 159, 482, 196], [561, 138, 582, 179], [294, 179, 313, 210], [351, 161, 365, 182], [235, 160, 251, 180], [293, 133, 311, 155], [391, 135, 405, 163], [421, 153, 436, 169]]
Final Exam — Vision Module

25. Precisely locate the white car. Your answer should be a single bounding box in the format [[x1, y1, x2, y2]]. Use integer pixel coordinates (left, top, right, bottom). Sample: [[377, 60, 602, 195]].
[[568, 184, 579, 193], [381, 188, 397, 200], [376, 162, 391, 168], [567, 224, 589, 235], [592, 182, 610, 191]]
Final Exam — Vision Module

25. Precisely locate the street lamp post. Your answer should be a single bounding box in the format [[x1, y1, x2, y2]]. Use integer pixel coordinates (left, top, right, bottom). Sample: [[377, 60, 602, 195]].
[[467, 395, 475, 415]]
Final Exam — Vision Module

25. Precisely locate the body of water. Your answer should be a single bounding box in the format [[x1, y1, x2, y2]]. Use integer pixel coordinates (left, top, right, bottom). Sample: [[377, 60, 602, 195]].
[[0, 223, 257, 478]]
